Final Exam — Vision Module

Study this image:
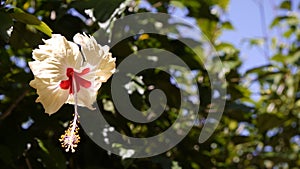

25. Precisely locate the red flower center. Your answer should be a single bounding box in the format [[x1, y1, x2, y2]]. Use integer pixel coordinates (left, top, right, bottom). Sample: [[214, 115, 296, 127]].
[[60, 68, 91, 94]]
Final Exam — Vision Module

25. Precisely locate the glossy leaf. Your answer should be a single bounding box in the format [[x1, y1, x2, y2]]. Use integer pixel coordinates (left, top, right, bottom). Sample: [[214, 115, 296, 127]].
[[9, 8, 52, 37]]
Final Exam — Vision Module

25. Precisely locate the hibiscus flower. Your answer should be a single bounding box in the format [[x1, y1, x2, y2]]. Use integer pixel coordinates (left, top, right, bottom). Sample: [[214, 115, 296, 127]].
[[29, 33, 116, 152]]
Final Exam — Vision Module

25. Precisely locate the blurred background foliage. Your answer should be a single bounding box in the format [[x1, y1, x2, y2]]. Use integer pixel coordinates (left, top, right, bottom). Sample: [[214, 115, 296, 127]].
[[0, 0, 299, 168]]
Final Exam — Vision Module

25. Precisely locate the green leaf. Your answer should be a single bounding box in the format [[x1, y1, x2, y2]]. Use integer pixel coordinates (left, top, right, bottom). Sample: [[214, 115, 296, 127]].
[[202, 0, 230, 10], [249, 38, 264, 47], [271, 54, 285, 63], [245, 64, 273, 74], [35, 139, 67, 169], [215, 43, 237, 54], [283, 29, 294, 38], [170, 0, 185, 8], [271, 51, 300, 64], [31, 21, 52, 37], [172, 161, 182, 169], [9, 8, 41, 25], [197, 18, 219, 41], [36, 138, 49, 154], [286, 15, 300, 25], [223, 60, 240, 70], [279, 0, 291, 10], [225, 102, 253, 122], [257, 114, 285, 132], [270, 16, 288, 28], [213, 0, 230, 10], [10, 22, 42, 49], [222, 21, 234, 30], [9, 8, 52, 37], [231, 136, 251, 145], [0, 11, 13, 43], [235, 85, 251, 98], [271, 37, 277, 49]]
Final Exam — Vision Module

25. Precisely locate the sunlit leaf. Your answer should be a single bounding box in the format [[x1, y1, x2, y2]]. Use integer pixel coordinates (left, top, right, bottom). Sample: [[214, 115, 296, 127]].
[[222, 21, 234, 30], [170, 0, 185, 8], [215, 42, 237, 55], [271, 54, 285, 63], [31, 21, 52, 37], [270, 16, 288, 28], [271, 51, 300, 64], [9, 8, 41, 25], [279, 0, 291, 10], [9, 8, 52, 37]]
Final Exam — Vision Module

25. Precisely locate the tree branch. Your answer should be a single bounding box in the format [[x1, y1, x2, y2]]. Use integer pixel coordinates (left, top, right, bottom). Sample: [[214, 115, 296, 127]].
[[0, 90, 29, 120]]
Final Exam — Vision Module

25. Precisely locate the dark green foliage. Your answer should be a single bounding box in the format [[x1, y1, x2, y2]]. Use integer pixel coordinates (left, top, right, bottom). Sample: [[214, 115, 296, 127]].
[[0, 0, 299, 168]]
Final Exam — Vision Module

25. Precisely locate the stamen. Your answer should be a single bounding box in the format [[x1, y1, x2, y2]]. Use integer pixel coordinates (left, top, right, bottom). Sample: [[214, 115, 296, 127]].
[[59, 72, 80, 153], [59, 118, 80, 153]]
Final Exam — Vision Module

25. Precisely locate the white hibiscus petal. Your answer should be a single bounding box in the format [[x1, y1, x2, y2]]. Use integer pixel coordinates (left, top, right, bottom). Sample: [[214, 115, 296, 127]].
[[30, 78, 69, 115], [96, 56, 116, 82], [65, 88, 97, 110], [30, 33, 116, 115], [29, 60, 63, 79], [73, 33, 116, 81], [73, 33, 101, 66]]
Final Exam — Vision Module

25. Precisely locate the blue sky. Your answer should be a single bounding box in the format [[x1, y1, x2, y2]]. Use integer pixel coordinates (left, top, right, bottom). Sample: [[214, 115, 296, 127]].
[[138, 0, 281, 101], [219, 0, 281, 101], [219, 0, 275, 74], [139, 0, 279, 73]]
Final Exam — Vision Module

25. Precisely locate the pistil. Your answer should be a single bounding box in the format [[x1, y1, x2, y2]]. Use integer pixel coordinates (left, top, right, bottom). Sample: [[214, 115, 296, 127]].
[[59, 71, 81, 153]]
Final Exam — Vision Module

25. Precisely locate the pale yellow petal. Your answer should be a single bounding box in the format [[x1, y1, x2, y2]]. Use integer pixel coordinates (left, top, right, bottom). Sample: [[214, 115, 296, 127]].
[[73, 33, 116, 82], [28, 60, 64, 79], [60, 42, 83, 70], [95, 53, 116, 82], [32, 34, 82, 66], [73, 33, 101, 66], [65, 74, 102, 110], [33, 34, 70, 61], [30, 33, 116, 114], [30, 78, 69, 115]]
